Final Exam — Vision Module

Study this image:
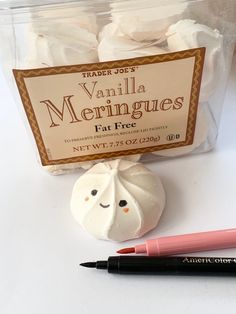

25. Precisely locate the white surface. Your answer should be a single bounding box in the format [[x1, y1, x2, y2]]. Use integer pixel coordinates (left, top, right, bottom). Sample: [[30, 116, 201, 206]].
[[0, 55, 236, 314]]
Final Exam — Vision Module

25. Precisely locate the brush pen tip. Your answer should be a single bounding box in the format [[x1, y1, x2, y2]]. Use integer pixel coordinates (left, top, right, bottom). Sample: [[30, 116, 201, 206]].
[[80, 262, 96, 268], [117, 247, 135, 254]]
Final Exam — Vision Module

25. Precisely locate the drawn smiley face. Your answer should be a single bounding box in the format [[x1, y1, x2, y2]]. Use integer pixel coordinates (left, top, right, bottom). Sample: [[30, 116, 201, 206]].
[[91, 189, 110, 208], [71, 159, 166, 242], [86, 189, 129, 213]]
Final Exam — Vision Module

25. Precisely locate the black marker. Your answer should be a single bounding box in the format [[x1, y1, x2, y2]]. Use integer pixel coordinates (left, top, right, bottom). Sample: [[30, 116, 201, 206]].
[[80, 256, 236, 276]]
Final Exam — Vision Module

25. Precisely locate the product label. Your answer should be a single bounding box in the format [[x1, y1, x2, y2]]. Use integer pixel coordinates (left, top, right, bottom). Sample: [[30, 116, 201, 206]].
[[13, 48, 205, 166]]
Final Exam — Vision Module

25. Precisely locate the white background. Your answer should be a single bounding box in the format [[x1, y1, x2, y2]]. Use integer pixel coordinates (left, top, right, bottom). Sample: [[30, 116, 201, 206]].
[[0, 54, 236, 314]]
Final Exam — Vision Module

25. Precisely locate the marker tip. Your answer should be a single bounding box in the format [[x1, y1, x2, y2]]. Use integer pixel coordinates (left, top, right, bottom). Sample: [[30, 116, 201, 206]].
[[80, 262, 96, 268], [117, 247, 135, 254]]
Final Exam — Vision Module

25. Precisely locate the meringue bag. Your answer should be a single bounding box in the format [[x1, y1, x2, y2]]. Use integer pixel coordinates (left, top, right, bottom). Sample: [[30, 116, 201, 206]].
[[0, 0, 235, 174]]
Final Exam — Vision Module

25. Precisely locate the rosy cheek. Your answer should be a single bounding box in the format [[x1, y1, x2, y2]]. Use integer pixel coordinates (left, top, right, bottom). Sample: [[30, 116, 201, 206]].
[[84, 196, 89, 202], [123, 208, 129, 213]]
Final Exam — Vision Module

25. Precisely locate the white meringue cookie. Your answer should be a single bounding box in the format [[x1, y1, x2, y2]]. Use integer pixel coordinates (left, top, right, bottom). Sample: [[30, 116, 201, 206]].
[[71, 159, 165, 242], [166, 19, 224, 102], [26, 24, 98, 68], [25, 4, 99, 68], [153, 105, 209, 157], [98, 23, 168, 62], [110, 0, 188, 42]]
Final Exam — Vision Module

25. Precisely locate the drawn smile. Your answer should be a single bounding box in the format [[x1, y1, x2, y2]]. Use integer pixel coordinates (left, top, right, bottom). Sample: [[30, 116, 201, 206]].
[[100, 203, 110, 208]]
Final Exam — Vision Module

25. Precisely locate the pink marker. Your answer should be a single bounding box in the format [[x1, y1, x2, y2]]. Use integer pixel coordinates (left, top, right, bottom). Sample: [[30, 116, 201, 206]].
[[117, 228, 236, 256]]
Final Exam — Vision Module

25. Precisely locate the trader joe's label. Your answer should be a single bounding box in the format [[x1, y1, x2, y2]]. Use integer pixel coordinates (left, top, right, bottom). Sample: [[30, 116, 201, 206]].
[[13, 48, 205, 165]]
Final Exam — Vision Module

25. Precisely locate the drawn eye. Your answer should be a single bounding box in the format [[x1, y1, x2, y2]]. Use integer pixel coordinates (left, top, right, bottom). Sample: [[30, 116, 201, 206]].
[[119, 200, 128, 207], [91, 189, 98, 196]]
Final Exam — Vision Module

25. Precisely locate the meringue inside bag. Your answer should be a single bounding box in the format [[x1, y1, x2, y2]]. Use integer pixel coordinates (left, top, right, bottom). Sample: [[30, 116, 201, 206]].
[[0, 0, 235, 174]]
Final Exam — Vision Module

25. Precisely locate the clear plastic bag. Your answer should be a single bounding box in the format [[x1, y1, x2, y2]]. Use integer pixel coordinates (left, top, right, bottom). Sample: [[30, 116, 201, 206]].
[[0, 0, 235, 174]]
